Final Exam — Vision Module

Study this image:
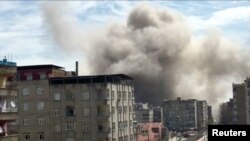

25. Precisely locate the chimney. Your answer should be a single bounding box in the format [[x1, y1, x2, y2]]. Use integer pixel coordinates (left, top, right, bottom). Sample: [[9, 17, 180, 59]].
[[75, 61, 78, 76]]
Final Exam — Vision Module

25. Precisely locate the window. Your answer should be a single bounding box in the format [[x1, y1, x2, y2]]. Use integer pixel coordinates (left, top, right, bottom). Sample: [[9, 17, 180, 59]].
[[66, 122, 75, 131], [128, 92, 131, 99], [66, 91, 74, 100], [23, 103, 29, 111], [82, 91, 89, 100], [27, 73, 33, 80], [54, 109, 61, 117], [124, 106, 127, 113], [107, 89, 110, 98], [118, 91, 121, 99], [38, 117, 45, 125], [54, 93, 61, 101], [22, 88, 29, 96], [83, 108, 89, 117], [23, 119, 30, 126], [40, 72, 46, 80], [54, 124, 61, 132], [118, 107, 122, 113], [38, 132, 45, 141], [83, 124, 90, 132], [112, 122, 115, 131], [37, 87, 43, 95], [112, 107, 115, 114], [23, 132, 30, 141], [111, 91, 114, 99], [66, 106, 75, 116], [37, 102, 45, 110], [123, 91, 126, 99]]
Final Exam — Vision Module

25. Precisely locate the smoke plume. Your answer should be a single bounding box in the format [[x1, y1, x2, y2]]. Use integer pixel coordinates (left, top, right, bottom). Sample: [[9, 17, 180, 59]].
[[42, 4, 250, 116]]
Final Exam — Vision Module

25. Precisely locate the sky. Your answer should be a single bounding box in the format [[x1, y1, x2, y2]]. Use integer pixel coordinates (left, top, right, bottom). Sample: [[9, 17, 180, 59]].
[[0, 0, 250, 73]]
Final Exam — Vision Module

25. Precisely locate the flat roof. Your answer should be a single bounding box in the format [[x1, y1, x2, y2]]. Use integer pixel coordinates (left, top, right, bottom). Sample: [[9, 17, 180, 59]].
[[17, 64, 64, 70], [0, 60, 16, 67], [50, 74, 133, 84]]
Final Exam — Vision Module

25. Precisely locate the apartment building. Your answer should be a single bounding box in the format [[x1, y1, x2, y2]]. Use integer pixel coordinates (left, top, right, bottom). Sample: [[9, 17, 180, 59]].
[[135, 103, 162, 123], [232, 83, 248, 124], [162, 98, 209, 131], [17, 64, 136, 141], [207, 105, 214, 125], [197, 101, 208, 129], [17, 65, 67, 141], [136, 122, 167, 141], [0, 58, 18, 141], [219, 99, 233, 125]]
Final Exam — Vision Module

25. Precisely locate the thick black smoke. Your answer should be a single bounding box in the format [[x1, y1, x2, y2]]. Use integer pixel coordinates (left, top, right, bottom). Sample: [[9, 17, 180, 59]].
[[42, 4, 250, 116]]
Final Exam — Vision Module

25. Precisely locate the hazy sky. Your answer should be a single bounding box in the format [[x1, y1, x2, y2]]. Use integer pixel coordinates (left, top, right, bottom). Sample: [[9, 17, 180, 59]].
[[0, 1, 250, 73]]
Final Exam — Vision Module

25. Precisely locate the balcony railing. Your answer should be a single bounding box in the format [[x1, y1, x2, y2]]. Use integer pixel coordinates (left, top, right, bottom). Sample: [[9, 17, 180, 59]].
[[0, 134, 18, 141], [0, 112, 17, 121], [0, 88, 17, 96]]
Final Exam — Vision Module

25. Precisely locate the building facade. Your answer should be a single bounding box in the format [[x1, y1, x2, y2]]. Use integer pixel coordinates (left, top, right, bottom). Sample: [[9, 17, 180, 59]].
[[49, 74, 135, 141], [162, 98, 208, 131], [136, 122, 167, 141], [219, 99, 233, 125], [17, 64, 136, 141], [135, 103, 162, 124], [232, 83, 248, 124], [0, 58, 18, 141]]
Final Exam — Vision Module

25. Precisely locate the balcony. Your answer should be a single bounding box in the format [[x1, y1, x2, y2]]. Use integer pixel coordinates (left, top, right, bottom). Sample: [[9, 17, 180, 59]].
[[0, 134, 18, 141], [97, 113, 110, 120], [0, 112, 17, 121], [0, 67, 16, 75], [0, 88, 17, 96]]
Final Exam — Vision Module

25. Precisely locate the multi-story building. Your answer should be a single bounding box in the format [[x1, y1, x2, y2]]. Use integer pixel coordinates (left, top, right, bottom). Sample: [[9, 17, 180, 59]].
[[0, 58, 18, 141], [245, 78, 250, 124], [162, 98, 198, 131], [17, 64, 136, 141], [232, 83, 248, 124], [207, 105, 214, 125], [135, 103, 162, 123], [136, 122, 167, 141], [49, 74, 135, 141], [162, 98, 209, 131], [149, 107, 162, 123], [219, 99, 233, 125], [197, 101, 208, 129], [17, 65, 67, 141], [135, 103, 150, 123]]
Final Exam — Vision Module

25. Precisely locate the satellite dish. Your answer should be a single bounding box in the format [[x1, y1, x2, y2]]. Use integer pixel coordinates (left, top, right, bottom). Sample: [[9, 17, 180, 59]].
[[10, 101, 16, 108]]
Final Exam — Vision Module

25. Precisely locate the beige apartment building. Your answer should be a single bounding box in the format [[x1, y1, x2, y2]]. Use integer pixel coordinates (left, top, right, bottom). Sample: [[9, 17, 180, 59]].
[[17, 64, 135, 141], [0, 58, 18, 141]]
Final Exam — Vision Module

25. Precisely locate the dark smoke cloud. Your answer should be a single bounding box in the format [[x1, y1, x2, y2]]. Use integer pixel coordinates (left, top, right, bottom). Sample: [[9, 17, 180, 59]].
[[42, 4, 250, 116]]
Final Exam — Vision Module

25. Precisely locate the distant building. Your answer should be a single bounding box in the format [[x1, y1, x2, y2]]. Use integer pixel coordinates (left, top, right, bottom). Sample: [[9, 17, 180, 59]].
[[219, 99, 233, 124], [149, 106, 162, 123], [135, 103, 162, 123], [197, 101, 208, 129], [17, 64, 136, 141], [135, 103, 150, 123], [0, 58, 18, 141], [162, 98, 208, 131], [136, 122, 167, 141], [232, 83, 248, 124], [207, 105, 214, 125]]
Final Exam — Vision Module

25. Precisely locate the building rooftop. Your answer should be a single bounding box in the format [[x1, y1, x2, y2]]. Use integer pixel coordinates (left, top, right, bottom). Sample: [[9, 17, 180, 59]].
[[0, 58, 16, 67], [49, 74, 133, 84], [17, 64, 64, 70]]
